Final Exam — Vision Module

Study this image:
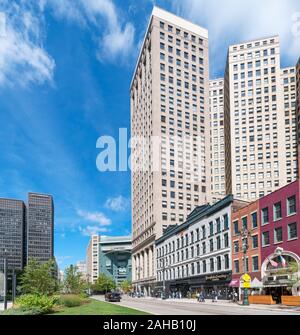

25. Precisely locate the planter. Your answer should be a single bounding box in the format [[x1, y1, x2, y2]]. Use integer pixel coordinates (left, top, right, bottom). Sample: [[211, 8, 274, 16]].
[[248, 295, 276, 305], [281, 296, 300, 306]]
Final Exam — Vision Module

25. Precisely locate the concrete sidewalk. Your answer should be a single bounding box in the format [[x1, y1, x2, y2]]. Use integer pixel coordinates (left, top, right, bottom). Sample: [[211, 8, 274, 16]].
[[0, 302, 13, 311], [139, 297, 300, 313]]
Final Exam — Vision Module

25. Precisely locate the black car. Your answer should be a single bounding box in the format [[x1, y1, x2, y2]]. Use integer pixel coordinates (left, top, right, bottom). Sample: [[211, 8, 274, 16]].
[[105, 292, 121, 302]]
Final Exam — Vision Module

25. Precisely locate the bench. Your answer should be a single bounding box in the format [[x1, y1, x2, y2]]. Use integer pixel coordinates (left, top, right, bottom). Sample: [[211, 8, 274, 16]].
[[248, 295, 276, 305], [281, 296, 300, 306]]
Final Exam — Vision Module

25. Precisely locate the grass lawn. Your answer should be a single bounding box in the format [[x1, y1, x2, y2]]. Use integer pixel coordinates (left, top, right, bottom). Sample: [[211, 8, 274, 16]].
[[52, 299, 150, 315]]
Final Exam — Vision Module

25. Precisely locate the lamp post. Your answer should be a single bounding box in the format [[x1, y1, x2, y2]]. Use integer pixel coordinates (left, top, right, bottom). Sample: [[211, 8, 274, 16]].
[[238, 228, 251, 306], [3, 249, 8, 310], [135, 266, 142, 295]]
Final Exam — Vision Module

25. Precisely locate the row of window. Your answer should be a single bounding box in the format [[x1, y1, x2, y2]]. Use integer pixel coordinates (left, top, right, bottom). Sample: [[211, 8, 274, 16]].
[[157, 254, 230, 281], [261, 223, 298, 246]]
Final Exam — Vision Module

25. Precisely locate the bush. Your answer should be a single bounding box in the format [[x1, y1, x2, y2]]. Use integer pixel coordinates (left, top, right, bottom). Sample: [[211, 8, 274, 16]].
[[59, 294, 89, 308], [15, 294, 57, 314], [1, 306, 44, 315]]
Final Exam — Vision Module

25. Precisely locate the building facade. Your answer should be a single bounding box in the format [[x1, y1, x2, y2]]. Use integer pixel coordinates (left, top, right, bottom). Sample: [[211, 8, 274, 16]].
[[259, 180, 300, 300], [224, 36, 287, 201], [130, 6, 211, 295], [26, 193, 54, 263], [209, 79, 225, 202], [99, 236, 132, 287], [231, 200, 261, 291], [297, 58, 300, 178], [155, 196, 247, 299], [0, 198, 25, 272], [281, 67, 298, 183], [86, 235, 100, 284], [76, 261, 87, 280]]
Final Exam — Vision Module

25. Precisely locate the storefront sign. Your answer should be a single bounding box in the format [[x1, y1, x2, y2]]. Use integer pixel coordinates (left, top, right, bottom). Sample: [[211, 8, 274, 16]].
[[205, 273, 230, 282]]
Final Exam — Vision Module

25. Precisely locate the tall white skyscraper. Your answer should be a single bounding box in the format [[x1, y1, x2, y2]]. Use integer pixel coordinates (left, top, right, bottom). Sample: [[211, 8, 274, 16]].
[[130, 7, 210, 295], [224, 36, 287, 201]]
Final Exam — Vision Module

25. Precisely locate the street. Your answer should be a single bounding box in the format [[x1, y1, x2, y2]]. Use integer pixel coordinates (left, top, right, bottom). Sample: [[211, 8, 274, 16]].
[[93, 295, 300, 315]]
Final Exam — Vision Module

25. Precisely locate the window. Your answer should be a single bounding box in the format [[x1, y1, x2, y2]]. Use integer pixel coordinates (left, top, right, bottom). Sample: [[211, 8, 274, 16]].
[[224, 254, 229, 269], [288, 223, 298, 240], [216, 218, 221, 233], [233, 220, 239, 235], [251, 212, 257, 228], [262, 231, 270, 247], [224, 233, 229, 248], [252, 256, 259, 271], [261, 208, 269, 225], [273, 202, 282, 221], [210, 258, 214, 272], [287, 196, 296, 215], [274, 227, 283, 243], [234, 241, 239, 253], [217, 256, 222, 271], [210, 239, 214, 252], [234, 260, 239, 273], [242, 216, 248, 230], [216, 236, 221, 250], [209, 222, 214, 236], [252, 235, 258, 248], [224, 214, 229, 230], [202, 260, 206, 273]]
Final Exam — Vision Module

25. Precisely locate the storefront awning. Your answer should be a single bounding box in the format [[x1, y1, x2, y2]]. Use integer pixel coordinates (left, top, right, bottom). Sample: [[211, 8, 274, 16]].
[[229, 279, 239, 287], [251, 278, 263, 288]]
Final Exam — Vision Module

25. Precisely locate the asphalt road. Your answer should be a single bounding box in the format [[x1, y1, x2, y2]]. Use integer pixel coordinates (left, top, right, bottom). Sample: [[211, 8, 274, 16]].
[[93, 295, 300, 315]]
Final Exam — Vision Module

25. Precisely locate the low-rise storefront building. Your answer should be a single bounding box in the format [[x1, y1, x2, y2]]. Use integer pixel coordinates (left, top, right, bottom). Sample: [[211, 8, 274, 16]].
[[259, 180, 300, 302], [230, 200, 263, 296], [155, 195, 247, 299]]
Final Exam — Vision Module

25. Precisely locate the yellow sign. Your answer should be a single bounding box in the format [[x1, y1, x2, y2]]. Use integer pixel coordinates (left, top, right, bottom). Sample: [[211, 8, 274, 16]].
[[241, 274, 251, 288], [242, 274, 251, 282]]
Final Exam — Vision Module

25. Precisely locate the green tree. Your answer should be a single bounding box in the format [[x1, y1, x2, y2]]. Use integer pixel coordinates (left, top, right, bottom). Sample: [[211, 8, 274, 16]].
[[120, 280, 132, 294], [63, 265, 85, 294], [20, 258, 58, 296], [92, 274, 116, 293]]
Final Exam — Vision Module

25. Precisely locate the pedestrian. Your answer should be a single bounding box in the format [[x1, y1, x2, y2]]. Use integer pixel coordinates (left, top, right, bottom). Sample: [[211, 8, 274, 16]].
[[200, 291, 205, 303]]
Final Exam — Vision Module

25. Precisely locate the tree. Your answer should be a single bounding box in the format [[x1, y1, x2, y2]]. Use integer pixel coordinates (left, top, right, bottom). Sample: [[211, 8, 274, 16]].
[[20, 258, 58, 296], [92, 274, 116, 293], [63, 265, 85, 294], [120, 280, 132, 294]]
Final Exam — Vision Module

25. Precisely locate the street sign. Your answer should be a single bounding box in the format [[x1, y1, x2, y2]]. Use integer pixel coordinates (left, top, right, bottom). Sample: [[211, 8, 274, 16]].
[[0, 272, 4, 295], [241, 273, 251, 288]]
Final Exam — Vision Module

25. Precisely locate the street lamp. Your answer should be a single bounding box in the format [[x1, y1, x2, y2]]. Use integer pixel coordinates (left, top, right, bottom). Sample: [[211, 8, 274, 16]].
[[135, 266, 142, 295], [3, 248, 8, 310], [237, 228, 251, 306]]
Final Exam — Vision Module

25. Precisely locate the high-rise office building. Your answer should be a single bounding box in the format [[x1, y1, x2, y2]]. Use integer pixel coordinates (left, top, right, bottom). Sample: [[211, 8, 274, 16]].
[[130, 6, 210, 295], [86, 235, 99, 284], [209, 79, 226, 202], [281, 67, 298, 183], [297, 58, 300, 177], [0, 198, 25, 272], [27, 193, 54, 263], [224, 36, 287, 201]]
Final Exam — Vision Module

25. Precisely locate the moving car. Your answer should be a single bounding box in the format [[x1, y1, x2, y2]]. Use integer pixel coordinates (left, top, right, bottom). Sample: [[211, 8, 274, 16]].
[[105, 292, 121, 302]]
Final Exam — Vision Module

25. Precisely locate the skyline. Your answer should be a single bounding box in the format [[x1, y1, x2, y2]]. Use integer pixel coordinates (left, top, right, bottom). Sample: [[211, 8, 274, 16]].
[[0, 0, 299, 270]]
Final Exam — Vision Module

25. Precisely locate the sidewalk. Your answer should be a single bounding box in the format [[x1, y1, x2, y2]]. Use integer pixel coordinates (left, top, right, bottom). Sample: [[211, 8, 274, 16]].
[[0, 302, 13, 311], [141, 297, 300, 313]]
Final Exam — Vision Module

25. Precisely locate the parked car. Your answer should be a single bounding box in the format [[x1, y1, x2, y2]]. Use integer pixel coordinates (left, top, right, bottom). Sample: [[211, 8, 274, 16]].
[[105, 292, 121, 302]]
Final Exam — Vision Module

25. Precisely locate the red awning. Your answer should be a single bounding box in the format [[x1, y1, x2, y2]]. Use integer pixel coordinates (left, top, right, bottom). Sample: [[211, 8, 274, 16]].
[[229, 279, 240, 287]]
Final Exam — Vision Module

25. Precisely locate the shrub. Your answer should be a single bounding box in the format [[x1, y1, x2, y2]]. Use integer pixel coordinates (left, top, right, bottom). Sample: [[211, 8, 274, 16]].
[[15, 294, 57, 314], [1, 306, 44, 315], [59, 294, 89, 308]]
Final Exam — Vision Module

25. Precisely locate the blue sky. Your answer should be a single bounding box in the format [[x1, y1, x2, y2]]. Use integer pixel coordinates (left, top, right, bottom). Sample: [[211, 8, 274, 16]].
[[0, 0, 299, 270]]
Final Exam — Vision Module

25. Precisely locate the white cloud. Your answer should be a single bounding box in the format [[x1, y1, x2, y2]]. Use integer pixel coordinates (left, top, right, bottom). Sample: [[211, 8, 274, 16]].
[[78, 225, 109, 236], [77, 209, 111, 226], [171, 0, 300, 76], [105, 195, 130, 212], [0, 1, 55, 86], [45, 0, 136, 63]]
